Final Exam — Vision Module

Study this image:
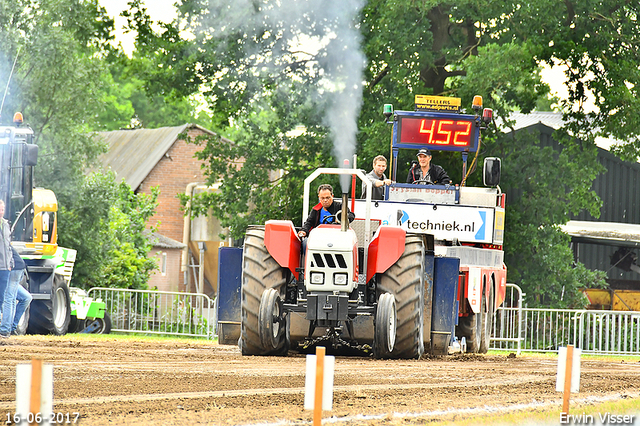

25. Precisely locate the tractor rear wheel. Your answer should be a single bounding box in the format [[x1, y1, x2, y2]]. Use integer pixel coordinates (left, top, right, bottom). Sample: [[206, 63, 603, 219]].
[[457, 288, 484, 353], [479, 283, 494, 353], [378, 234, 425, 359], [374, 292, 397, 359], [240, 226, 288, 355], [28, 274, 71, 335]]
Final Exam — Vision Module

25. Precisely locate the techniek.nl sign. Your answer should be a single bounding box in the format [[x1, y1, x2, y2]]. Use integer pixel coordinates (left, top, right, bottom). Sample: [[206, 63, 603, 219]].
[[353, 201, 495, 244]]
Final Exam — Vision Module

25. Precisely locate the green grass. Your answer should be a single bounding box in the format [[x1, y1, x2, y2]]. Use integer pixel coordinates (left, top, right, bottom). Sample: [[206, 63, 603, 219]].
[[488, 349, 640, 361], [440, 351, 640, 425], [31, 332, 218, 344], [108, 331, 218, 342], [439, 397, 640, 425]]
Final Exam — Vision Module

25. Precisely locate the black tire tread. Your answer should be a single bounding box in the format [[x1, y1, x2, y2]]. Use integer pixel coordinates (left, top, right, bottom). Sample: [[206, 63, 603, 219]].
[[458, 312, 478, 352], [240, 226, 287, 355], [28, 274, 70, 335], [378, 235, 425, 359], [374, 292, 396, 359], [479, 283, 494, 353], [69, 315, 80, 333]]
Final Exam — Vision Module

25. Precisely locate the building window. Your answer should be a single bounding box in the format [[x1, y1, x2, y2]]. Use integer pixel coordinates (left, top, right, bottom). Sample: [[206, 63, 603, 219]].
[[161, 252, 167, 276]]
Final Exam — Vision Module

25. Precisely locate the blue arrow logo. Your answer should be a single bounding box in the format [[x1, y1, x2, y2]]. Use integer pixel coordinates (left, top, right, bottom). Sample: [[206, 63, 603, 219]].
[[475, 211, 486, 240], [396, 210, 409, 226]]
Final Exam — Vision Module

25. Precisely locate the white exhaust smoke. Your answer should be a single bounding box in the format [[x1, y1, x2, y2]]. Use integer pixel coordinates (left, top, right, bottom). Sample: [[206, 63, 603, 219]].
[[199, 0, 366, 174]]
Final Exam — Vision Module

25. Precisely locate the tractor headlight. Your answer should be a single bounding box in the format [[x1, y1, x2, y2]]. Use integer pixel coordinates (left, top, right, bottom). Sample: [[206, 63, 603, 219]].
[[310, 272, 324, 284], [333, 273, 348, 285]]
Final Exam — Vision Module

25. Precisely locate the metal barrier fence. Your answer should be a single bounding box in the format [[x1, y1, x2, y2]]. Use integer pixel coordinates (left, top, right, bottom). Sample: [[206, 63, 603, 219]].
[[87, 288, 217, 339], [86, 285, 640, 353], [490, 284, 640, 356], [576, 310, 640, 354], [490, 283, 524, 355]]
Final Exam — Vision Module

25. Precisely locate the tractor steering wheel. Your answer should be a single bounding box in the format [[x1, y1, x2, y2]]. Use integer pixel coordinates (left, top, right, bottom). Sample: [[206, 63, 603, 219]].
[[413, 177, 434, 185], [331, 210, 342, 223]]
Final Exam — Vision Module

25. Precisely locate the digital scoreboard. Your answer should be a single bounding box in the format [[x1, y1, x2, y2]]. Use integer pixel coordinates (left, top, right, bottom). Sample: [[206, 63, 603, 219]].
[[397, 115, 479, 151]]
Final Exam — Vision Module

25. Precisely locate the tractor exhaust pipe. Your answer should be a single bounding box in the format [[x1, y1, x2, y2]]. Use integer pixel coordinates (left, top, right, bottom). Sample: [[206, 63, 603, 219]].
[[341, 193, 348, 232], [340, 158, 350, 232]]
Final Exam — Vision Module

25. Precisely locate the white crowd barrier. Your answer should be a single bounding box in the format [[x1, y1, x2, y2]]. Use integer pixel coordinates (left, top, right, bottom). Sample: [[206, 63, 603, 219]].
[[87, 287, 217, 339], [490, 284, 640, 355]]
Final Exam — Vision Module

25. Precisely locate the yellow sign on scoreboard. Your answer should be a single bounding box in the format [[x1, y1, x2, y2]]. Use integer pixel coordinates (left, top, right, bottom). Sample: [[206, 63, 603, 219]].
[[415, 95, 461, 112]]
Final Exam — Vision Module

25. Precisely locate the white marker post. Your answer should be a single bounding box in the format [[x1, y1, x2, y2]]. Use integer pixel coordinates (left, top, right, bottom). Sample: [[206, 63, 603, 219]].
[[556, 345, 581, 415], [304, 347, 335, 425], [16, 358, 53, 426]]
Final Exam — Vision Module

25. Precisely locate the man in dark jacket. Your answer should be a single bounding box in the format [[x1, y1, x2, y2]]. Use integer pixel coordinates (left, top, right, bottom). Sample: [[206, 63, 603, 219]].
[[406, 148, 452, 185], [297, 184, 355, 238]]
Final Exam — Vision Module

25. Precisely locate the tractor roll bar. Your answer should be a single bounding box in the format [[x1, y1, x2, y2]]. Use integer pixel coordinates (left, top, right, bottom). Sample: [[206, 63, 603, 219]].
[[302, 168, 373, 269]]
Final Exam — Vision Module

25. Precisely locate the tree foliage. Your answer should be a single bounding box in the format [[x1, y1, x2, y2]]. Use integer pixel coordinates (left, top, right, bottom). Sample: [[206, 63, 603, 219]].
[[0, 0, 112, 194], [0, 0, 164, 289], [128, 0, 369, 238], [492, 128, 607, 306], [97, 52, 202, 131], [179, 92, 336, 238], [59, 172, 159, 290]]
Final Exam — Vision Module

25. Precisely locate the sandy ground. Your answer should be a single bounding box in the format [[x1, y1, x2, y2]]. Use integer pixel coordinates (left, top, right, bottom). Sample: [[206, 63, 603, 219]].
[[0, 335, 639, 425]]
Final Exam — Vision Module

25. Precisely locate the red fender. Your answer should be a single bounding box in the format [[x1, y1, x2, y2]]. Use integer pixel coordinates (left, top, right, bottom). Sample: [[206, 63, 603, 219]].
[[264, 220, 300, 276], [366, 226, 406, 282]]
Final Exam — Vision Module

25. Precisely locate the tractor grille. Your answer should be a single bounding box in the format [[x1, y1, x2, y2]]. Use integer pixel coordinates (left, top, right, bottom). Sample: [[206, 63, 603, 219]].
[[311, 253, 348, 269]]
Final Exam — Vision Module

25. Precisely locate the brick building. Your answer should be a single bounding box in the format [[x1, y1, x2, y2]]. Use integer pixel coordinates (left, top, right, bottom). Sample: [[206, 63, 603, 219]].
[[97, 124, 231, 296]]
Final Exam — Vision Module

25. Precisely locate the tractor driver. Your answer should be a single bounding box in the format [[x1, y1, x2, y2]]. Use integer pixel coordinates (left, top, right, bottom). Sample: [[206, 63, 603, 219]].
[[297, 184, 355, 238], [406, 148, 452, 185]]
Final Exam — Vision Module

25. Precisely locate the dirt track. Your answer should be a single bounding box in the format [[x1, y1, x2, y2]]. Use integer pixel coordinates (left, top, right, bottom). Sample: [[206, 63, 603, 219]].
[[0, 335, 639, 425]]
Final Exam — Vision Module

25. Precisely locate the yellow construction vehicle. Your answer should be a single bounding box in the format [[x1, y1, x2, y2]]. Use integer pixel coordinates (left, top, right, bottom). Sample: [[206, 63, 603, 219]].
[[1, 112, 76, 335]]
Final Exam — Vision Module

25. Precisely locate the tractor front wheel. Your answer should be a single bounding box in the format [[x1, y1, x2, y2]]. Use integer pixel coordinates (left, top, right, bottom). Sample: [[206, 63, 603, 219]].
[[374, 292, 397, 359], [259, 288, 287, 352], [83, 313, 112, 334]]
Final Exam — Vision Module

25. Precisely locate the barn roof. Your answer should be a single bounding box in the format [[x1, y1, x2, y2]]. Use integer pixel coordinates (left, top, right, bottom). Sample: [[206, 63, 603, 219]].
[[503, 111, 565, 131], [96, 124, 219, 190], [560, 221, 640, 248], [504, 112, 618, 150]]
